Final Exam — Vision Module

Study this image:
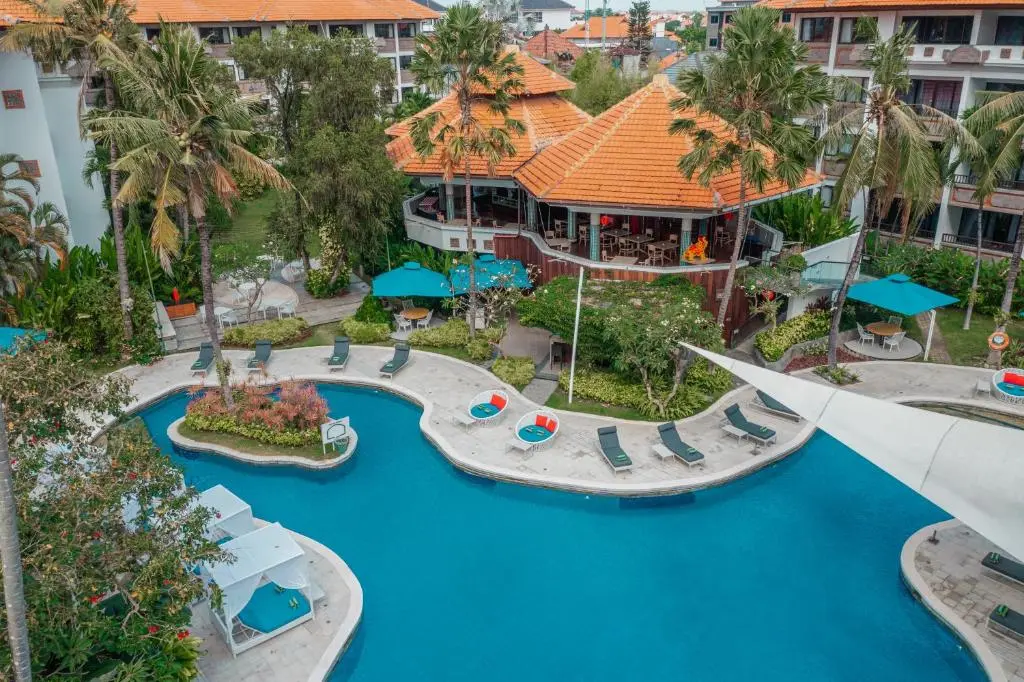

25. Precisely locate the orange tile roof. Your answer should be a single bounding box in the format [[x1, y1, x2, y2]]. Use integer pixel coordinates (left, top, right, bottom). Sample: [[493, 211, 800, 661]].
[[130, 0, 437, 25], [0, 0, 57, 26], [514, 74, 819, 212], [453, 48, 575, 97], [523, 28, 583, 61], [658, 52, 682, 71], [760, 0, 1024, 9], [386, 93, 591, 179], [562, 15, 630, 40]]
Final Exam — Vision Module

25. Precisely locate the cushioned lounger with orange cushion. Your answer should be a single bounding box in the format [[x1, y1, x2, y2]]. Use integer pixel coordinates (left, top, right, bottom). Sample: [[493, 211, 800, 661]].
[[490, 394, 507, 410], [1005, 373, 1024, 387]]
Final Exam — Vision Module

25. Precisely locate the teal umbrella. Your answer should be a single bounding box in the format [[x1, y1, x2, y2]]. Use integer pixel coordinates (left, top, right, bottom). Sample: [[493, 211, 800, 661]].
[[372, 261, 452, 298], [449, 256, 531, 295]]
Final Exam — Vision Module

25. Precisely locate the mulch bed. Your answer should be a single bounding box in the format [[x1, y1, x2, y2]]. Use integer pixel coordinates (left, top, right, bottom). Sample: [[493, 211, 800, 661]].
[[784, 348, 866, 373]]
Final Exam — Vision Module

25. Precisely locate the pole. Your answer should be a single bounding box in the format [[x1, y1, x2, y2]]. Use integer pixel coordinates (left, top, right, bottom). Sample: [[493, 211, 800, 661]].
[[585, 0, 590, 44], [601, 0, 607, 49], [924, 309, 935, 361], [567, 265, 585, 404]]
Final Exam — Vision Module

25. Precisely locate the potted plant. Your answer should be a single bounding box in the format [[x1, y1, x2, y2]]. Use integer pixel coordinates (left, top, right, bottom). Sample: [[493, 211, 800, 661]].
[[165, 287, 198, 320]]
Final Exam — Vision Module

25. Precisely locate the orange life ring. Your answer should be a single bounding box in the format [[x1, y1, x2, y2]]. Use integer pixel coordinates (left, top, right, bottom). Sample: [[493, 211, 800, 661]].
[[989, 332, 1011, 351]]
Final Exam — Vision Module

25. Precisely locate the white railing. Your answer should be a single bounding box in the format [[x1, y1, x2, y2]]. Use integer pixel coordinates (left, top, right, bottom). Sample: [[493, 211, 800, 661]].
[[748, 219, 783, 261], [908, 43, 1024, 68]]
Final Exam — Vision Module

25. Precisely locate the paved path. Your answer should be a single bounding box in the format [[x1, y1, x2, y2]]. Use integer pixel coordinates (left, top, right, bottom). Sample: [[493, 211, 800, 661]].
[[915, 312, 953, 363]]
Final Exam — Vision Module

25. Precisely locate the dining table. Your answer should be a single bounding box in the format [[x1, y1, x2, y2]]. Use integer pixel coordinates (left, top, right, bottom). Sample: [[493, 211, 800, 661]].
[[606, 255, 638, 265], [401, 307, 430, 321], [865, 321, 901, 338], [621, 234, 654, 256], [546, 238, 572, 252], [646, 240, 677, 265]]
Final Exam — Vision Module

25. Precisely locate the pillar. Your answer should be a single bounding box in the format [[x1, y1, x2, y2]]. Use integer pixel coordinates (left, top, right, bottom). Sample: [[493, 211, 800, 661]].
[[444, 183, 455, 223], [680, 217, 693, 257], [589, 212, 600, 261], [567, 208, 577, 240], [527, 197, 538, 231]]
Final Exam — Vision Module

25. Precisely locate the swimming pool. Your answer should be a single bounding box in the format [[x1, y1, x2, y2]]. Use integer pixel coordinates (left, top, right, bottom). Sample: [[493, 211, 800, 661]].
[[140, 383, 986, 682]]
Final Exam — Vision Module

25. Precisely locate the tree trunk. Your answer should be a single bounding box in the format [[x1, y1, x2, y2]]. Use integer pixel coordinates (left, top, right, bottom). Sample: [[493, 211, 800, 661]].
[[0, 402, 32, 682], [104, 70, 133, 345], [464, 156, 477, 339], [899, 198, 912, 245], [327, 252, 346, 287], [197, 218, 234, 409], [987, 222, 1024, 366], [715, 169, 747, 331], [828, 197, 873, 368], [963, 199, 985, 331], [176, 204, 189, 243]]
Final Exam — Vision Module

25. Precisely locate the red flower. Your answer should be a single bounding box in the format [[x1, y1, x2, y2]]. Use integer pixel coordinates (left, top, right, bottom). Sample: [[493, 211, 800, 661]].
[[89, 595, 101, 604], [163, 579, 172, 586], [172, 287, 181, 305], [763, 290, 776, 301], [148, 625, 159, 634], [128, 472, 137, 481], [176, 630, 189, 640], [92, 531, 102, 539]]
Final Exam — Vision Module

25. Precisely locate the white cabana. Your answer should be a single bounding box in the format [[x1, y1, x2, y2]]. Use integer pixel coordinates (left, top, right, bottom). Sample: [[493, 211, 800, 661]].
[[203, 522, 315, 655], [684, 344, 1024, 561], [198, 484, 256, 541]]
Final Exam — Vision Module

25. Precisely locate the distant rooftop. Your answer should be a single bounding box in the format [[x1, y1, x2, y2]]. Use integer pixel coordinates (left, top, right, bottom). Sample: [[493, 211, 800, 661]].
[[412, 0, 446, 11]]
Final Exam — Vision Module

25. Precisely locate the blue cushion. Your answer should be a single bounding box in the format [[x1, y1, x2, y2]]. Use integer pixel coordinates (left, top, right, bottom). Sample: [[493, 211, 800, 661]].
[[518, 425, 552, 443], [237, 583, 310, 634], [998, 382, 1024, 397], [470, 403, 499, 419]]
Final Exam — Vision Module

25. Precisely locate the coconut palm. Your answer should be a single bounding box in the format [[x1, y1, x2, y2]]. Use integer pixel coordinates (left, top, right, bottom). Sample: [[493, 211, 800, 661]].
[[818, 20, 976, 368], [670, 5, 831, 329], [88, 26, 291, 408], [409, 3, 524, 337], [1, 0, 141, 344]]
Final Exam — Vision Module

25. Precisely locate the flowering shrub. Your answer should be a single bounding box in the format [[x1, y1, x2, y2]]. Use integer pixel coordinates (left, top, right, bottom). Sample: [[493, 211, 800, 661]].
[[223, 317, 309, 346], [754, 311, 831, 362], [408, 319, 470, 348], [339, 317, 391, 344], [184, 381, 329, 447], [492, 356, 535, 389]]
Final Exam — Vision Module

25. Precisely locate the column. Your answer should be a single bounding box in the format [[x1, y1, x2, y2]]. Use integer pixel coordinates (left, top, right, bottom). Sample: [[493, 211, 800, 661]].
[[527, 197, 538, 231], [589, 212, 600, 261], [680, 217, 693, 248], [444, 183, 455, 223], [567, 208, 577, 240]]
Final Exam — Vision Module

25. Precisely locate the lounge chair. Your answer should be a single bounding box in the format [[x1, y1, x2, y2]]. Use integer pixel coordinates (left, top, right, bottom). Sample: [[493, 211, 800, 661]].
[[596, 426, 632, 472], [656, 422, 705, 467], [753, 390, 801, 422], [246, 340, 272, 373], [989, 604, 1024, 643], [379, 343, 410, 378], [191, 342, 213, 376], [723, 403, 777, 446], [982, 551, 1024, 587], [327, 336, 350, 371]]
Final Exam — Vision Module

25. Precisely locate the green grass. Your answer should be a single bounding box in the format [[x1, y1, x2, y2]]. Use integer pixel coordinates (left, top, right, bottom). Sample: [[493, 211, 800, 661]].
[[214, 191, 279, 250], [934, 308, 1024, 367], [545, 389, 649, 421], [287, 323, 341, 349], [178, 422, 333, 461]]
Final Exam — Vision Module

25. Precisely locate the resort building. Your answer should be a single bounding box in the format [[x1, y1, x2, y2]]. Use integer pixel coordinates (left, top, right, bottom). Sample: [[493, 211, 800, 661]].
[[561, 15, 631, 49], [520, 0, 575, 32], [762, 0, 1024, 257], [705, 0, 758, 50]]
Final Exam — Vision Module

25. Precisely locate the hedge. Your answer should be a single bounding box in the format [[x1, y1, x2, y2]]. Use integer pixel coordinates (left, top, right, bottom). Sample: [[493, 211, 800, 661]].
[[557, 367, 713, 420], [339, 317, 391, 344], [223, 318, 309, 346], [492, 356, 535, 389], [466, 337, 493, 362], [408, 319, 470, 348], [183, 413, 319, 447], [754, 311, 831, 362], [353, 296, 393, 325]]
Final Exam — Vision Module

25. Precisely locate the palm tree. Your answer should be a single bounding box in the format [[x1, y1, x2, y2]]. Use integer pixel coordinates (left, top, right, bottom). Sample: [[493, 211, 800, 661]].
[[409, 3, 524, 337], [1, 0, 141, 345], [818, 20, 975, 368], [89, 26, 291, 408], [670, 5, 831, 329]]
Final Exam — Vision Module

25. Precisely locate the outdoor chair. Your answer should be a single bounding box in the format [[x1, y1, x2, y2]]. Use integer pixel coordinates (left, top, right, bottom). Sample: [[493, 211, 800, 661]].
[[596, 426, 632, 472], [722, 404, 777, 446], [989, 604, 1024, 643], [218, 309, 240, 328], [190, 342, 214, 376], [276, 301, 296, 318], [379, 343, 411, 378], [246, 340, 272, 374], [883, 331, 907, 353], [400, 299, 414, 311], [416, 309, 434, 329], [394, 313, 412, 333], [856, 322, 875, 347], [655, 422, 704, 467], [887, 315, 904, 328], [327, 336, 350, 371], [601, 249, 612, 262], [982, 551, 1024, 587], [753, 390, 801, 422]]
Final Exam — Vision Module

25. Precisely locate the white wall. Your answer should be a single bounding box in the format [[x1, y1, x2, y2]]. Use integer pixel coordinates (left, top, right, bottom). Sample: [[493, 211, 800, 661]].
[[534, 8, 572, 31]]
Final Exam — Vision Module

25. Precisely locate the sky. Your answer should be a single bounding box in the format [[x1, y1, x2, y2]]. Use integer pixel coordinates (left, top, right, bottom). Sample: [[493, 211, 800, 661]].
[[600, 0, 707, 10]]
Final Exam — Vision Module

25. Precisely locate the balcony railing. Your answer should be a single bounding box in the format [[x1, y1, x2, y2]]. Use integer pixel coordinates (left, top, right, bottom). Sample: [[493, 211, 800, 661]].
[[907, 43, 1024, 68], [801, 41, 831, 65], [954, 174, 1024, 192], [941, 232, 1015, 253]]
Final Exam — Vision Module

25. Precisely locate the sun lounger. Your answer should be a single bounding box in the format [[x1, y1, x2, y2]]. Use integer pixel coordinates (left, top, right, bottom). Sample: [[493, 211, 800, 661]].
[[656, 422, 705, 467], [753, 390, 800, 422], [246, 340, 272, 373], [982, 552, 1024, 587], [597, 426, 632, 472], [989, 604, 1024, 643], [379, 343, 410, 378], [723, 403, 777, 446], [191, 342, 213, 376], [327, 336, 349, 371]]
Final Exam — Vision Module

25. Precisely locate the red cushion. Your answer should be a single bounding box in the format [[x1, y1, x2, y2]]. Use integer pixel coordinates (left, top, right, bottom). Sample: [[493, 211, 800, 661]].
[[546, 417, 557, 432], [1004, 373, 1024, 387], [490, 394, 507, 410], [535, 415, 545, 427]]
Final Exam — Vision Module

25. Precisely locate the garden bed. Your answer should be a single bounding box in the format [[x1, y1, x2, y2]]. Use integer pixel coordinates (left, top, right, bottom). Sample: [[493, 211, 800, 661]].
[[178, 422, 333, 461], [784, 348, 865, 373]]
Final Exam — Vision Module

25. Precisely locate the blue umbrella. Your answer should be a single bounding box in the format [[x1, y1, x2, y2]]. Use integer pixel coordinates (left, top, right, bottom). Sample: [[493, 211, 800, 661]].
[[372, 261, 452, 298], [449, 257, 531, 296]]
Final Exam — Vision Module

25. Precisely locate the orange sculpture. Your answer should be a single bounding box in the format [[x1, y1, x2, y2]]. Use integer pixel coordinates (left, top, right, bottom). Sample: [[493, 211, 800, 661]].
[[683, 235, 709, 263]]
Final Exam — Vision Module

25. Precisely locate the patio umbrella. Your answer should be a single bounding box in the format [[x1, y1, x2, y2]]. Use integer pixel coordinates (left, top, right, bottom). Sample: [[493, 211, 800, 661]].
[[449, 256, 531, 295], [371, 261, 452, 298], [846, 273, 959, 360]]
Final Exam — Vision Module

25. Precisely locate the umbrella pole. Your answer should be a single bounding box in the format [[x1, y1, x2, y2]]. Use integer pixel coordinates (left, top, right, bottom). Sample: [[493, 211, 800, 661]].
[[568, 265, 585, 404], [924, 309, 935, 361]]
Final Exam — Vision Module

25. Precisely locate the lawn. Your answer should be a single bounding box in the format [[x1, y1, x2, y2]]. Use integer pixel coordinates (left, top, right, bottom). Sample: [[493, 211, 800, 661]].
[[933, 308, 1024, 367], [545, 389, 649, 421], [178, 422, 333, 461], [214, 191, 278, 250]]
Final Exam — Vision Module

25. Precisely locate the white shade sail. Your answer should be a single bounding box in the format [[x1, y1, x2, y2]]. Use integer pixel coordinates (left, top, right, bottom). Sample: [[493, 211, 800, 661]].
[[198, 484, 256, 540], [685, 344, 1024, 560], [204, 522, 309, 620]]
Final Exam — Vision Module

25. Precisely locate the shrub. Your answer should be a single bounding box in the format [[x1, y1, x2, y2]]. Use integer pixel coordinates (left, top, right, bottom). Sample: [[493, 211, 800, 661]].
[[754, 311, 831, 362], [184, 381, 328, 447], [466, 337, 493, 362], [814, 364, 860, 385], [339, 317, 391, 344], [492, 356, 536, 389], [305, 266, 350, 299], [478, 326, 505, 344], [557, 368, 711, 420], [223, 317, 309, 346], [236, 177, 265, 201], [353, 295, 393, 325], [408, 319, 470, 348], [779, 252, 808, 272]]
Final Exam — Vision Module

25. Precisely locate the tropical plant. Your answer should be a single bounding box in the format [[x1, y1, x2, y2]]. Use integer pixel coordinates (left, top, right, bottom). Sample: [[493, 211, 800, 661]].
[[223, 317, 309, 347], [626, 1, 653, 65], [353, 295, 392, 324], [569, 50, 646, 116], [409, 2, 525, 338], [88, 25, 293, 409], [339, 316, 392, 343], [393, 90, 435, 122], [752, 193, 858, 247], [670, 5, 831, 329], [213, 241, 275, 321], [754, 310, 831, 362], [675, 13, 706, 55], [491, 355, 535, 389], [185, 381, 328, 447], [819, 19, 976, 367], [2, 0, 142, 346]]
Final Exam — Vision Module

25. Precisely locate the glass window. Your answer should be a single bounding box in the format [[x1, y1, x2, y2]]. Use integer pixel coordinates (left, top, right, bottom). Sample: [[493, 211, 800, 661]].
[[836, 76, 867, 102], [399, 55, 413, 69], [709, 37, 719, 47], [781, 12, 792, 23], [995, 16, 1024, 46], [144, 27, 161, 41], [710, 14, 720, 24], [724, 14, 733, 24], [330, 24, 363, 37], [800, 17, 833, 43], [198, 27, 229, 44], [375, 23, 395, 39], [234, 26, 259, 39], [398, 22, 417, 38], [838, 17, 873, 43], [306, 24, 321, 35], [901, 16, 972, 44], [819, 186, 834, 207]]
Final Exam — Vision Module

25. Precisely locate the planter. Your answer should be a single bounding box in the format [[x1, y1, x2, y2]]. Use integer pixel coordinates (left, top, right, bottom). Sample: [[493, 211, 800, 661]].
[[165, 302, 198, 320], [754, 329, 859, 372]]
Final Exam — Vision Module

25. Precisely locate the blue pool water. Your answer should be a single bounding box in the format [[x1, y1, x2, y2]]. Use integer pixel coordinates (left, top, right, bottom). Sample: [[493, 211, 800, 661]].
[[140, 384, 986, 682]]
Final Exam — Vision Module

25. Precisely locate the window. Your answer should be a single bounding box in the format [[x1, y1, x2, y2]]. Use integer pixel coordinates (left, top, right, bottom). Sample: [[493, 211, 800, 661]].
[[2, 89, 25, 109], [144, 27, 161, 41], [724, 14, 733, 24], [819, 186, 834, 207], [826, 134, 855, 157], [17, 160, 40, 178], [838, 17, 873, 43], [708, 37, 719, 48], [904, 79, 961, 116], [375, 23, 395, 39], [710, 14, 720, 24], [995, 16, 1024, 46], [449, 237, 460, 249], [198, 27, 229, 44], [307, 24, 321, 35], [901, 16, 972, 45], [235, 26, 260, 39], [398, 22, 417, 38], [523, 11, 542, 23], [781, 12, 792, 23], [234, 64, 247, 81], [399, 55, 413, 70], [330, 24, 363, 37], [800, 17, 833, 43], [483, 240, 494, 251]]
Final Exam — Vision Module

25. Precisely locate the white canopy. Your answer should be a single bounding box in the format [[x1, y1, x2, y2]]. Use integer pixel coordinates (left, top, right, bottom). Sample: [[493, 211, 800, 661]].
[[205, 522, 309, 621], [198, 485, 256, 540], [685, 344, 1024, 560]]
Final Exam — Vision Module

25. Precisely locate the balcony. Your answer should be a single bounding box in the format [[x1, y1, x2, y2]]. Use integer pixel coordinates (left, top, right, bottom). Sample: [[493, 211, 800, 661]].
[[951, 174, 1024, 214], [403, 194, 521, 253], [205, 43, 232, 59], [399, 70, 414, 85], [907, 43, 1024, 68], [941, 232, 1015, 253], [834, 44, 867, 68], [801, 42, 831, 65], [237, 79, 267, 96], [398, 37, 417, 52], [822, 157, 846, 179], [375, 37, 395, 53]]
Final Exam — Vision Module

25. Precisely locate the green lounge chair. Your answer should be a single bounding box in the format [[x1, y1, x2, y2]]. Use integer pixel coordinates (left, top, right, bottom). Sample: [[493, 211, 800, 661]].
[[328, 336, 350, 371], [989, 604, 1024, 643], [379, 343, 410, 378], [753, 390, 800, 422], [982, 552, 1024, 587], [657, 422, 705, 467], [723, 404, 777, 446], [247, 340, 272, 373], [597, 426, 632, 472], [191, 342, 213, 376]]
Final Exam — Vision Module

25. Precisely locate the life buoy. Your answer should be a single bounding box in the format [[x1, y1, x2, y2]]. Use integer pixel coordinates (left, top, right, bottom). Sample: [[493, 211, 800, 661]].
[[989, 331, 1011, 352]]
